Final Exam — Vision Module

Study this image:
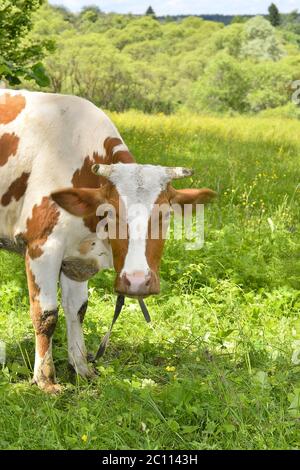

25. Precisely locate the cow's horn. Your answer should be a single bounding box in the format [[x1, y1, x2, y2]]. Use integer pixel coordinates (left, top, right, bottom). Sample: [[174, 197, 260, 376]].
[[92, 164, 113, 178], [166, 167, 194, 180]]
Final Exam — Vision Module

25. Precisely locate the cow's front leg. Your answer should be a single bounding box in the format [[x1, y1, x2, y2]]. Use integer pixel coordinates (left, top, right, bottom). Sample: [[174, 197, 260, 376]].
[[60, 272, 94, 378], [26, 252, 62, 393]]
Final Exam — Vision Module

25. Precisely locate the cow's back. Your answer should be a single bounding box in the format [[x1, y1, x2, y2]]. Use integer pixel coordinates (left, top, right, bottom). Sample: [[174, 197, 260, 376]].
[[0, 89, 121, 239]]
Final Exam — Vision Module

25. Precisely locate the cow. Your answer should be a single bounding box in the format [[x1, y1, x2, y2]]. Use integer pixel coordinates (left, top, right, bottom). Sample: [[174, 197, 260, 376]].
[[0, 89, 215, 393]]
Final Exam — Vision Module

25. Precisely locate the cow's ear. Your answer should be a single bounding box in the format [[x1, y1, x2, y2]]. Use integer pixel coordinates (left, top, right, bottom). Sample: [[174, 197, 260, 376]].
[[51, 187, 106, 217], [169, 187, 217, 208]]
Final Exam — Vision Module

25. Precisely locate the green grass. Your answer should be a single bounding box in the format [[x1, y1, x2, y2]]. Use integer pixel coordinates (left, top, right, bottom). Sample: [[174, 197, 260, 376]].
[[1, 112, 300, 449]]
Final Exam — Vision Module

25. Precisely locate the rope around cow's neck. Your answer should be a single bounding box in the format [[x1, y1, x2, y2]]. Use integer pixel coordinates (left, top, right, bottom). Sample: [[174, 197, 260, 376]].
[[93, 295, 151, 361]]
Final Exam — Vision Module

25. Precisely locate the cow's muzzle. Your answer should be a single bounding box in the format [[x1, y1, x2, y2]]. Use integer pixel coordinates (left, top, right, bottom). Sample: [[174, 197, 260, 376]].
[[115, 270, 160, 297]]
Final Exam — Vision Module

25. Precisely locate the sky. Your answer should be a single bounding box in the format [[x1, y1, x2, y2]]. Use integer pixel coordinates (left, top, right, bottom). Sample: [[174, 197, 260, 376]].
[[49, 1, 299, 16]]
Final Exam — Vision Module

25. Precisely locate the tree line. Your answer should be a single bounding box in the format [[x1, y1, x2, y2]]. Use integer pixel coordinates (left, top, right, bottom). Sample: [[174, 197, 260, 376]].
[[1, 1, 300, 117]]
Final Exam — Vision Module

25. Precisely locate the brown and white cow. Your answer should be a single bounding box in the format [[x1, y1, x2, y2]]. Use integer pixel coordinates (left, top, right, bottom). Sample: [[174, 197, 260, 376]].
[[0, 89, 215, 393]]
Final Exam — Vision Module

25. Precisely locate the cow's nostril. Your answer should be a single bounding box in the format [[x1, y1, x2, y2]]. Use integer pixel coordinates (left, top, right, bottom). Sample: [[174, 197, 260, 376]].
[[117, 271, 158, 296]]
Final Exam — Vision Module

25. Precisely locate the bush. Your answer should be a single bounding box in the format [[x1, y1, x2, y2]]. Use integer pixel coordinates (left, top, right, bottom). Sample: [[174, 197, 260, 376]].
[[246, 62, 290, 112], [191, 53, 249, 113]]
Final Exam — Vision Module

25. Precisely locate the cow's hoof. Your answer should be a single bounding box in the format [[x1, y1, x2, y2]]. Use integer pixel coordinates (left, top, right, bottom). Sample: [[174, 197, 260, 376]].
[[32, 379, 62, 394], [87, 352, 95, 362], [69, 362, 96, 380], [40, 382, 63, 394]]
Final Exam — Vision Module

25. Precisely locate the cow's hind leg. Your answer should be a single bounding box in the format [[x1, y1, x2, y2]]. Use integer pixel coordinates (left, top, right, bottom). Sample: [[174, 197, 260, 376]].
[[26, 251, 62, 394], [60, 272, 94, 378]]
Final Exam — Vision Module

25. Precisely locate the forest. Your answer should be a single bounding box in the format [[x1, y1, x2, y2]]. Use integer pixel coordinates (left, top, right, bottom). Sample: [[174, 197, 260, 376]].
[[2, 1, 300, 116]]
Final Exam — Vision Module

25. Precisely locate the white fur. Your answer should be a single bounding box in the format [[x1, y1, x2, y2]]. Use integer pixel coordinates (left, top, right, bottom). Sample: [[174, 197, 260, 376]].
[[108, 163, 170, 275], [112, 143, 129, 155]]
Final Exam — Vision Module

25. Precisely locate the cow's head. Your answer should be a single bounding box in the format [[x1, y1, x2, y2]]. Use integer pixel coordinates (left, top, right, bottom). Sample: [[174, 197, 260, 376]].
[[52, 163, 215, 297]]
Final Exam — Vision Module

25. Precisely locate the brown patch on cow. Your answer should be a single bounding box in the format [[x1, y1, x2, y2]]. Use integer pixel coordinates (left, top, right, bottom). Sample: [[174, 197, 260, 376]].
[[26, 255, 41, 314], [98, 184, 129, 275], [72, 140, 134, 190], [72, 153, 106, 233], [71, 138, 134, 233], [25, 256, 58, 358], [146, 191, 169, 273], [146, 235, 166, 273], [1, 172, 30, 206], [111, 236, 129, 275], [39, 310, 58, 338], [104, 137, 123, 160], [72, 153, 104, 188], [82, 215, 98, 233], [0, 93, 26, 125], [23, 196, 60, 259], [169, 186, 217, 207], [104, 137, 134, 164], [0, 132, 19, 166]]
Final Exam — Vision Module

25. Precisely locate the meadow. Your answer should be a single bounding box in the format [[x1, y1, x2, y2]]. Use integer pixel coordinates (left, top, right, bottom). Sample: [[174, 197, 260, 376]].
[[0, 111, 300, 450]]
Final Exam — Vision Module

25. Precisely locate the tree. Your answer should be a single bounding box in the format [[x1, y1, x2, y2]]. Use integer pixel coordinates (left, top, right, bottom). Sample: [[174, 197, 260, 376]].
[[214, 23, 244, 58], [112, 16, 162, 50], [231, 15, 247, 24], [30, 4, 73, 38], [146, 6, 155, 17], [241, 16, 283, 61], [51, 5, 75, 24], [246, 62, 290, 111], [79, 5, 103, 22], [281, 10, 300, 35], [0, 0, 52, 86], [268, 3, 281, 27], [191, 53, 249, 113], [25, 3, 298, 116]]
